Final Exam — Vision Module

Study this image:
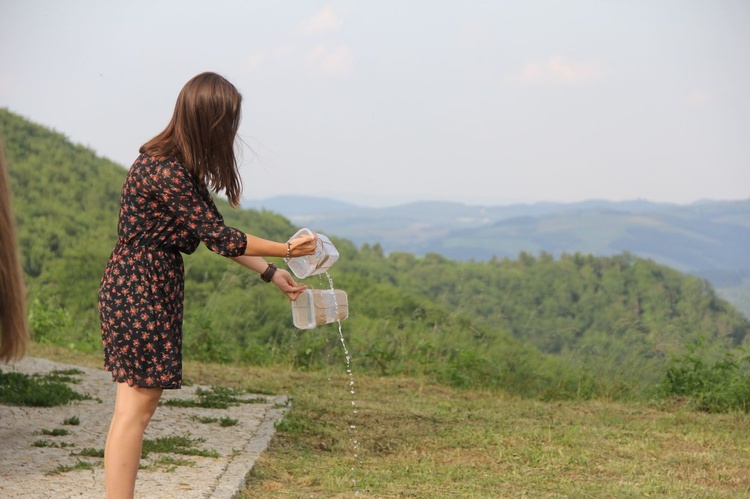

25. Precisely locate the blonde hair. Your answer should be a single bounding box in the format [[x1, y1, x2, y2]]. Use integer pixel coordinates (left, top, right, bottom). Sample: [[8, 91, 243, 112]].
[[0, 141, 28, 362]]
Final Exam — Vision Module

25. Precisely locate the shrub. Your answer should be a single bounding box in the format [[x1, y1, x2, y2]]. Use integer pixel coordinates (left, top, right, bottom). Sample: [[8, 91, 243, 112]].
[[661, 339, 750, 413]]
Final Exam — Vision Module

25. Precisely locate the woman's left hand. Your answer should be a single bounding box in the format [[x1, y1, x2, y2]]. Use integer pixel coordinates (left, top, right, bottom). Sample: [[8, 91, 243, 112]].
[[271, 268, 307, 301]]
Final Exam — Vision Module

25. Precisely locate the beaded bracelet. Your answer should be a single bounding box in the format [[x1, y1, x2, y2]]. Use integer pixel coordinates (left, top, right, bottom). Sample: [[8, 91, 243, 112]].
[[285, 241, 292, 260]]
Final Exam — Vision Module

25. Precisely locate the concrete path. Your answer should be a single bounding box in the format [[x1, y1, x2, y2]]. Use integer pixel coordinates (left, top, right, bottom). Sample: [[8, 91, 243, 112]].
[[0, 357, 288, 498]]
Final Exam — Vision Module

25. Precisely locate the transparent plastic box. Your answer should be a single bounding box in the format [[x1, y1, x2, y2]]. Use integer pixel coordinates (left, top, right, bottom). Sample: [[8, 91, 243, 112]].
[[291, 289, 349, 329], [285, 228, 339, 279]]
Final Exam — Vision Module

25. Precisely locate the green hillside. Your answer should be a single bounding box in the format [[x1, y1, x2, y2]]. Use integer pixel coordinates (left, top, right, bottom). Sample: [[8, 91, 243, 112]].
[[2, 107, 749, 401]]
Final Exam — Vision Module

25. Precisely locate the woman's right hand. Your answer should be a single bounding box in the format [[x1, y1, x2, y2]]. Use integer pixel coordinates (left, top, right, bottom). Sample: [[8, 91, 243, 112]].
[[288, 234, 317, 257], [271, 268, 307, 301]]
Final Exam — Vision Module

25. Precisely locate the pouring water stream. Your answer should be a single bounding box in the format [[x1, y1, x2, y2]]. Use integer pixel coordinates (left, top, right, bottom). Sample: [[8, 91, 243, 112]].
[[324, 271, 361, 493], [287, 229, 360, 493]]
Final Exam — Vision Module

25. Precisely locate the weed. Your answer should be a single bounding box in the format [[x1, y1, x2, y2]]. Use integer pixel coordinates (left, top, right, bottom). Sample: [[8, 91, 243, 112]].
[[41, 428, 69, 436], [162, 386, 266, 409], [188, 415, 239, 427], [141, 435, 219, 458], [243, 396, 268, 404], [36, 369, 84, 384], [52, 368, 85, 375], [219, 416, 239, 427], [192, 415, 219, 424], [35, 440, 75, 448], [73, 448, 104, 458], [63, 416, 80, 425], [140, 455, 195, 472], [48, 460, 95, 475], [0, 369, 91, 407]]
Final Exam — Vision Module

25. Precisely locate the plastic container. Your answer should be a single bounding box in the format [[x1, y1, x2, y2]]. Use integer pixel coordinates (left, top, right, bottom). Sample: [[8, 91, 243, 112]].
[[285, 228, 339, 279], [291, 289, 349, 329]]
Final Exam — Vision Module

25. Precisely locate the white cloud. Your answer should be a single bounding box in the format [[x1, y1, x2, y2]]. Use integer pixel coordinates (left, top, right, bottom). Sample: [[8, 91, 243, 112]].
[[515, 57, 603, 86], [299, 5, 344, 36], [307, 44, 353, 75]]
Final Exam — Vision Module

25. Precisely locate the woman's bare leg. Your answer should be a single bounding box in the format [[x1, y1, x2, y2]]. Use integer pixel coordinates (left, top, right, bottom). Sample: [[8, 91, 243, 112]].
[[104, 383, 163, 499]]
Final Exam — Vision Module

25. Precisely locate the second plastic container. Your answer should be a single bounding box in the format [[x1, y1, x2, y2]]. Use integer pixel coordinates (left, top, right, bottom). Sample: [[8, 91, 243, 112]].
[[285, 228, 339, 279], [291, 289, 349, 329]]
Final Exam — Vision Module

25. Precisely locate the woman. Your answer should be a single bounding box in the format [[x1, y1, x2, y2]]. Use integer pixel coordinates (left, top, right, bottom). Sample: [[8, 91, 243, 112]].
[[0, 142, 29, 363], [98, 72, 317, 498]]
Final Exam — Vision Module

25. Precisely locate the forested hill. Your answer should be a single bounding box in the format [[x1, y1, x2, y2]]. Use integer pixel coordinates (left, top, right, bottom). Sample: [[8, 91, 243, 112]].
[[2, 107, 749, 399]]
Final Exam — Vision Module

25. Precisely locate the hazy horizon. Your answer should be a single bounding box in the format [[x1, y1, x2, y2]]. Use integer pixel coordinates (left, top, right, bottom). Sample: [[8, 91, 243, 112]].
[[246, 191, 750, 210]]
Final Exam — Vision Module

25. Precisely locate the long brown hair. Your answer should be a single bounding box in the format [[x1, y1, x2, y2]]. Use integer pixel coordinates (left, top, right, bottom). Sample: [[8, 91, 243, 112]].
[[0, 141, 29, 362], [140, 72, 244, 206]]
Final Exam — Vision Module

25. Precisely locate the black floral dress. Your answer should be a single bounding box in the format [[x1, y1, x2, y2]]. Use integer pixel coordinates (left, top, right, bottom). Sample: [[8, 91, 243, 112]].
[[98, 154, 247, 389]]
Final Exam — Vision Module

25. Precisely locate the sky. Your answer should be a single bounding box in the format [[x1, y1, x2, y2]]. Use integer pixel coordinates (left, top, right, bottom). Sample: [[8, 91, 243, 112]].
[[1, 1, 749, 207]]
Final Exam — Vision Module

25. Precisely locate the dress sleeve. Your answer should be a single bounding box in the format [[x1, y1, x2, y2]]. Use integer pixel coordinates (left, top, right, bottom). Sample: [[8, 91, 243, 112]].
[[147, 159, 248, 257]]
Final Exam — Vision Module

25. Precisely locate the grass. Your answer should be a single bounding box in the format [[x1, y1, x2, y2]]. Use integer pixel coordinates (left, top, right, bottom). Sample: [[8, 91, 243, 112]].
[[41, 428, 70, 436], [0, 368, 91, 407], [63, 415, 80, 425], [141, 435, 219, 459], [49, 460, 95, 475], [28, 343, 750, 497], [191, 415, 240, 427], [235, 374, 750, 498], [75, 448, 105, 458], [140, 455, 195, 472], [34, 440, 76, 448], [162, 386, 266, 409], [37, 368, 85, 384]]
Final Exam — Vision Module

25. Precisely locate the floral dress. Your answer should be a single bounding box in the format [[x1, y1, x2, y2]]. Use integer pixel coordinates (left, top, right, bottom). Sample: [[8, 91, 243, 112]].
[[98, 154, 247, 389]]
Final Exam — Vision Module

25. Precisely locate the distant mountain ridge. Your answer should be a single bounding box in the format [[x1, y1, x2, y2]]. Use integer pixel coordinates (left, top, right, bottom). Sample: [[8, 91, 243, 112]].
[[244, 195, 750, 317], [243, 195, 749, 269]]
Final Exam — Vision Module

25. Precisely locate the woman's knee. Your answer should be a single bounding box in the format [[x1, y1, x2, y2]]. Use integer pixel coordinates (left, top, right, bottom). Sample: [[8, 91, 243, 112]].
[[112, 384, 163, 429]]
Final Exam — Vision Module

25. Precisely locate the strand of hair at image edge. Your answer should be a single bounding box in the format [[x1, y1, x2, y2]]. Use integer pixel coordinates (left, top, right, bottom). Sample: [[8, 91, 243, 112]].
[[286, 229, 360, 493]]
